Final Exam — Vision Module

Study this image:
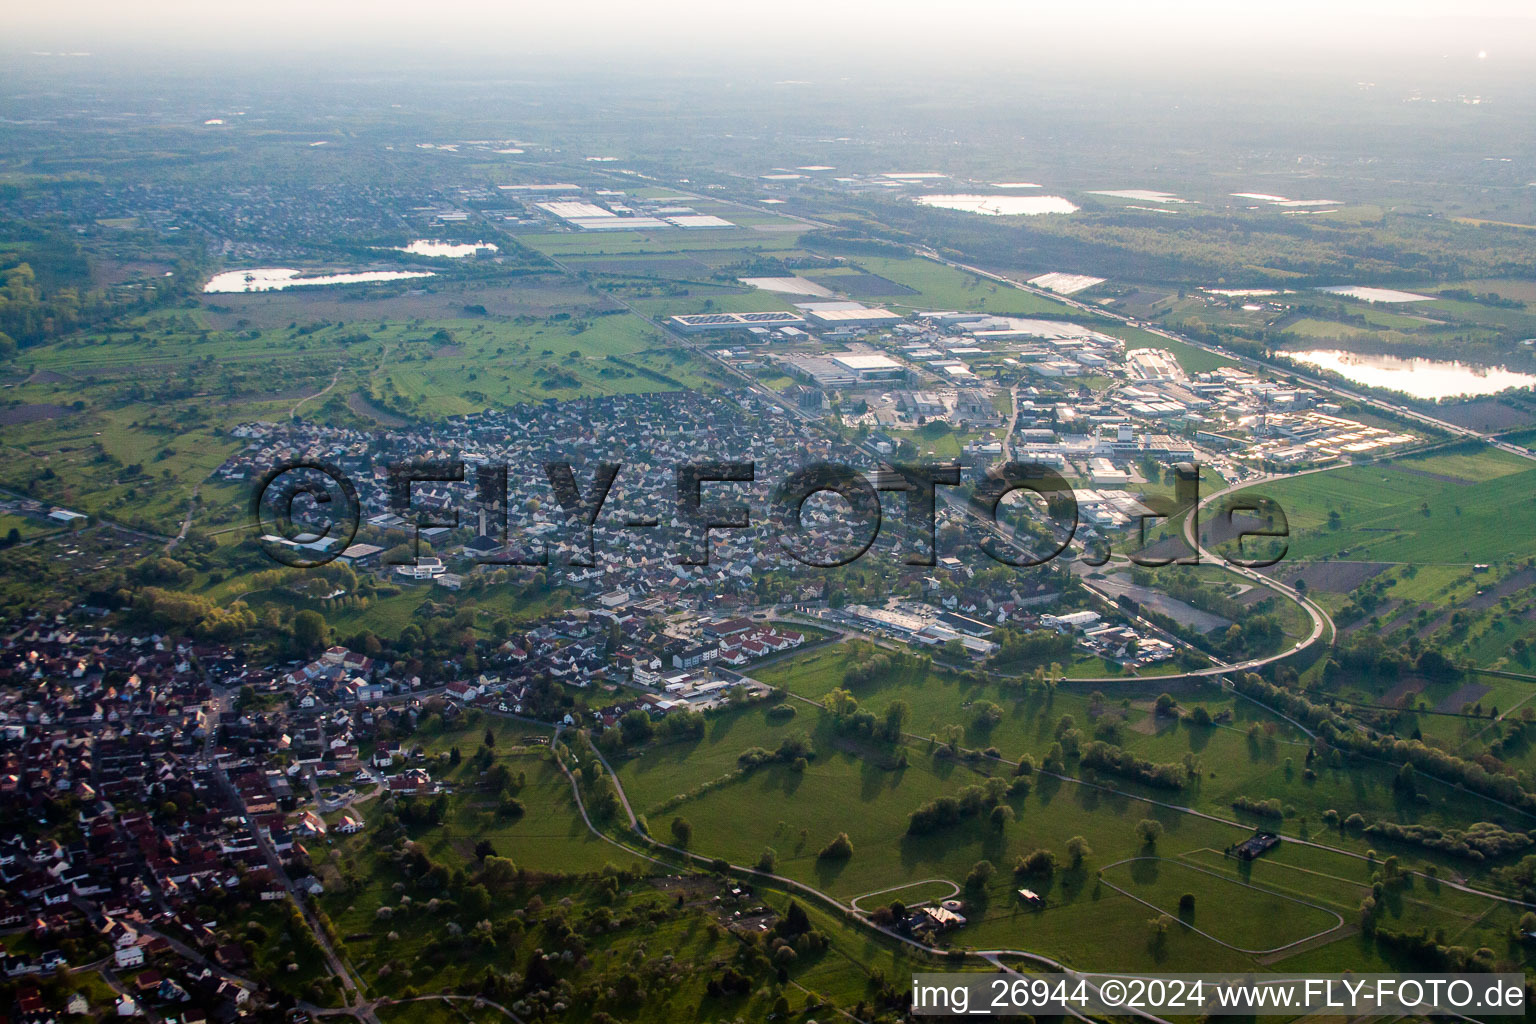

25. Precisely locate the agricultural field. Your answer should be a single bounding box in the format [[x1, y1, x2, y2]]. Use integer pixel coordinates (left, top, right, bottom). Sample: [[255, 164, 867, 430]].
[[0, 293, 723, 533], [1218, 445, 1536, 565], [839, 256, 1091, 318], [363, 311, 720, 417]]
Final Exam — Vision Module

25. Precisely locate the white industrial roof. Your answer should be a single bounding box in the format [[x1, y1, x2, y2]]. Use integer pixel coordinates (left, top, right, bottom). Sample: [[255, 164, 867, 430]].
[[537, 200, 614, 219], [833, 353, 903, 371], [812, 308, 904, 323]]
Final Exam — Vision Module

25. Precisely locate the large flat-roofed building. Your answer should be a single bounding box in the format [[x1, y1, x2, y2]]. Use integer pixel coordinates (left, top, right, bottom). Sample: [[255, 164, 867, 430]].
[[781, 351, 908, 388], [831, 352, 906, 380], [805, 306, 906, 329], [1089, 457, 1132, 486], [1126, 347, 1187, 381], [898, 391, 947, 417], [536, 200, 615, 220], [669, 311, 807, 333], [781, 355, 857, 387], [536, 200, 674, 231]]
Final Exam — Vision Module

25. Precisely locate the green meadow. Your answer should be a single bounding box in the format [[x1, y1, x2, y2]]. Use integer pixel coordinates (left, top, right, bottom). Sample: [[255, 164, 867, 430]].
[[1221, 445, 1536, 564], [841, 255, 1088, 317], [594, 643, 1536, 973]]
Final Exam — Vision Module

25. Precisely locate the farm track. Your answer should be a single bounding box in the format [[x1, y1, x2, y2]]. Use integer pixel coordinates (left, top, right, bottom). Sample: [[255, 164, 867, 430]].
[[1096, 856, 1346, 956]]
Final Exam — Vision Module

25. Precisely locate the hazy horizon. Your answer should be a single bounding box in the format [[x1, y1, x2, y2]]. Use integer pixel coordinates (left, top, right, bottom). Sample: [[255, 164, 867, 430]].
[[8, 0, 1536, 70]]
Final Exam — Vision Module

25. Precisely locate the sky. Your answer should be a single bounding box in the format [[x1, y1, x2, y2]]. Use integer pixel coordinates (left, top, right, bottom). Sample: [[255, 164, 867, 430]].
[[10, 0, 1536, 64]]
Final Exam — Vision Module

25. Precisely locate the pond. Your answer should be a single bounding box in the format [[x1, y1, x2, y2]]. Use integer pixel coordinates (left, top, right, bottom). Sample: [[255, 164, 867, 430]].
[[1285, 348, 1536, 400], [915, 194, 1078, 216], [396, 240, 498, 258], [203, 268, 434, 293]]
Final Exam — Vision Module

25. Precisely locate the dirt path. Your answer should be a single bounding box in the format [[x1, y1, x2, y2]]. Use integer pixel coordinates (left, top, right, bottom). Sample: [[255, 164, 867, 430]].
[[291, 365, 343, 419]]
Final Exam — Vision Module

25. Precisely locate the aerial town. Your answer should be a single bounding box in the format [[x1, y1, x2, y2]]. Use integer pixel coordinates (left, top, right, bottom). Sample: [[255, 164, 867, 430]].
[[4, 12, 1536, 1023]]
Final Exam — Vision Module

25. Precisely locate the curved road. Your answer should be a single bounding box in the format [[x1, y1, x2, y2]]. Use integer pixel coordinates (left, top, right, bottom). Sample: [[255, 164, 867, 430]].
[[1176, 470, 1338, 663], [1095, 856, 1345, 956]]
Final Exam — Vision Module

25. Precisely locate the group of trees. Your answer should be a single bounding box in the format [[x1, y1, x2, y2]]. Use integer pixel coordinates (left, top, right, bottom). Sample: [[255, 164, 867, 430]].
[[738, 733, 815, 772], [1079, 740, 1194, 790], [1366, 925, 1501, 973], [905, 777, 1022, 835], [988, 628, 1074, 671], [820, 688, 909, 743], [571, 756, 622, 821], [1362, 820, 1533, 863], [841, 647, 926, 687], [395, 794, 449, 829], [1327, 631, 1463, 683], [1231, 795, 1285, 820], [595, 706, 707, 754], [130, 586, 260, 641]]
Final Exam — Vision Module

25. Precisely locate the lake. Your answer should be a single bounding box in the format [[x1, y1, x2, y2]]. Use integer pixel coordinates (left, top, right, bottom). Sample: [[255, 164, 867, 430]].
[[915, 194, 1078, 216], [396, 240, 498, 257], [203, 268, 435, 293], [1286, 349, 1536, 400], [1317, 285, 1433, 303]]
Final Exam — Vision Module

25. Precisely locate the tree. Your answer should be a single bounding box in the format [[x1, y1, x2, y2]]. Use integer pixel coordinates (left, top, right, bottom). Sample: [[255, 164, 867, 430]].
[[965, 859, 995, 891], [780, 901, 811, 937], [817, 832, 853, 860], [670, 817, 693, 847], [484, 728, 495, 748], [474, 840, 496, 861], [1014, 849, 1056, 877], [1066, 835, 1092, 868], [460, 884, 491, 919], [1136, 819, 1164, 848], [757, 847, 777, 873], [479, 856, 518, 891], [974, 700, 1005, 729], [882, 700, 910, 742], [620, 708, 655, 745], [292, 610, 328, 653], [1154, 693, 1176, 716]]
